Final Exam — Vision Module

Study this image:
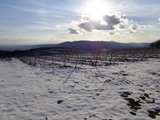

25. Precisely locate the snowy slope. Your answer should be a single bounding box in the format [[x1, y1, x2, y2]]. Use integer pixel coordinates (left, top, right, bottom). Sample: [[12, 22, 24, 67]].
[[0, 58, 160, 120]]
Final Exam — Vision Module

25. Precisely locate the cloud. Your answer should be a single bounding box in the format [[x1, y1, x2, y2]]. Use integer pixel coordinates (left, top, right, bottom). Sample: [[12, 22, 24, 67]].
[[91, 21, 114, 30], [78, 22, 93, 32], [158, 18, 160, 23], [103, 12, 129, 27], [103, 15, 120, 26], [78, 12, 133, 32], [81, 14, 91, 22], [108, 31, 115, 35], [78, 13, 120, 32], [67, 28, 79, 34], [78, 20, 114, 32], [119, 23, 126, 29], [68, 11, 149, 35], [139, 25, 152, 29], [128, 22, 139, 33]]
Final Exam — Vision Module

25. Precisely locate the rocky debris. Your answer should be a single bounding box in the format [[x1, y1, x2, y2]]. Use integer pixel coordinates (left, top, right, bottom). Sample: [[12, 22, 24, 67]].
[[120, 91, 141, 116], [154, 107, 160, 114], [124, 98, 141, 111], [147, 107, 160, 119], [84, 114, 100, 120], [148, 107, 160, 118], [119, 91, 133, 97], [120, 90, 159, 118], [147, 108, 157, 119], [140, 93, 155, 103]]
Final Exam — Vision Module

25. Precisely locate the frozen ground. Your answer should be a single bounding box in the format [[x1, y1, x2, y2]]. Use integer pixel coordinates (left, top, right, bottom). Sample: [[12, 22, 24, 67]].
[[0, 58, 160, 120]]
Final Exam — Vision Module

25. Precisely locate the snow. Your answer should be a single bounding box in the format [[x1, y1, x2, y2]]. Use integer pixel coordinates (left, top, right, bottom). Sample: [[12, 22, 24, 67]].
[[0, 58, 160, 120]]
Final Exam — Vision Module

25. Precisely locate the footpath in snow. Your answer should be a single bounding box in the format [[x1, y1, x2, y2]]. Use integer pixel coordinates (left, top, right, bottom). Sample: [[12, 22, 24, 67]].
[[0, 58, 160, 120]]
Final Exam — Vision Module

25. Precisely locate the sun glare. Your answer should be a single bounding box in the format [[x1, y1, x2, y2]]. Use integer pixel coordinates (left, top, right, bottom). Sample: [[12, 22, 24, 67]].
[[83, 0, 111, 20]]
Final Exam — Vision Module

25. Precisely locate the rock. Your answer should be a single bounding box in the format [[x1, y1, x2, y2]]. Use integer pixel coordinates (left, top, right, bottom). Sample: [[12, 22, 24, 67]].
[[139, 89, 145, 92], [147, 108, 157, 114], [147, 109, 157, 119], [122, 73, 128, 76], [89, 114, 96, 118], [120, 91, 133, 97], [144, 93, 150, 98], [146, 99, 155, 103], [139, 95, 145, 100], [125, 98, 141, 111], [148, 113, 156, 119], [57, 100, 64, 104], [74, 81, 79, 84], [154, 106, 160, 113], [96, 93, 100, 96], [130, 111, 136, 115], [48, 90, 54, 94]]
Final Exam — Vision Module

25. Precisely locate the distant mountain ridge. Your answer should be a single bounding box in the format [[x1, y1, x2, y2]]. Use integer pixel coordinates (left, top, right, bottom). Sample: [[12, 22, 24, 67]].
[[0, 41, 149, 51], [56, 41, 149, 50], [0, 44, 57, 51]]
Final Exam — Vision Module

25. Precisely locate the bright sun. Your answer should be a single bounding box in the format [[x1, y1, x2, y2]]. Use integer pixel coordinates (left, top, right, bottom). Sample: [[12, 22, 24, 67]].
[[83, 0, 111, 20]]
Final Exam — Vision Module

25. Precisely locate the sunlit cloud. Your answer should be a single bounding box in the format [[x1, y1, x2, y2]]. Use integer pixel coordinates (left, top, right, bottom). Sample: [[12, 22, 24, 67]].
[[68, 11, 142, 35]]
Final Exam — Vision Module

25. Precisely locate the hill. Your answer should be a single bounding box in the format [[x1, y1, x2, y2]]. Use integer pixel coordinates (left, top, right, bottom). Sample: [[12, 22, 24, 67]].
[[56, 41, 149, 50]]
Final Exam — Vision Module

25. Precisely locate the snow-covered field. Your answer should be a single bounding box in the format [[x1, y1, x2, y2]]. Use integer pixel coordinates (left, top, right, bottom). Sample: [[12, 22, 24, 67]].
[[0, 58, 160, 120]]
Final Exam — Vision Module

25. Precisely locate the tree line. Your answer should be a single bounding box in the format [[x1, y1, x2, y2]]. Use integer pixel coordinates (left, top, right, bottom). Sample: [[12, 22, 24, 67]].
[[150, 39, 160, 48]]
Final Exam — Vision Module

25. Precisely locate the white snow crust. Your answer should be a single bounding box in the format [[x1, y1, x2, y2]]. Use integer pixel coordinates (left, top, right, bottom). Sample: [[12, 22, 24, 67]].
[[0, 58, 160, 120]]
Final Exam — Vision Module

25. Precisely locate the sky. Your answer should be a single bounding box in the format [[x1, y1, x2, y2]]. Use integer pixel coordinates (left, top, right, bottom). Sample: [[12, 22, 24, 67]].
[[0, 0, 160, 45]]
